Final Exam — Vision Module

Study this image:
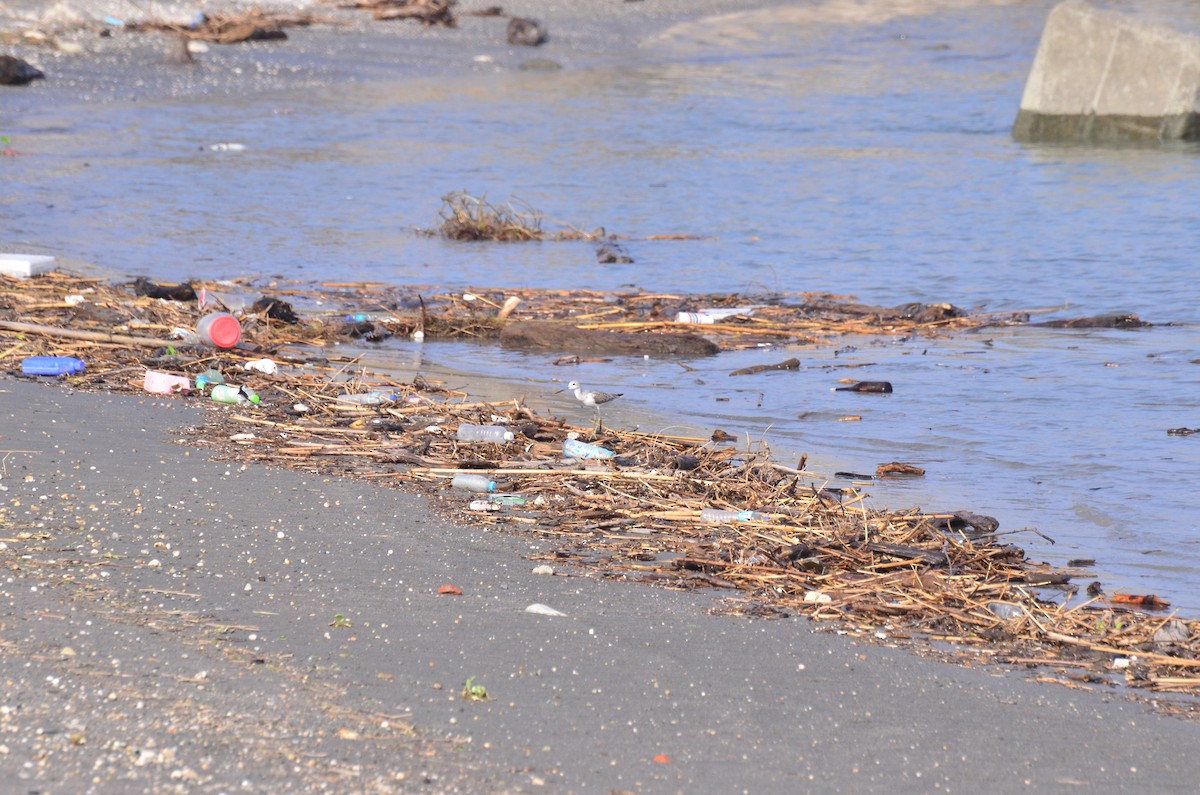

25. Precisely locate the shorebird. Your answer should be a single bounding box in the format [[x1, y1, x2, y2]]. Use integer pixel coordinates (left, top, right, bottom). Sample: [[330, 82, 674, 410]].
[[562, 380, 622, 410], [559, 380, 622, 428]]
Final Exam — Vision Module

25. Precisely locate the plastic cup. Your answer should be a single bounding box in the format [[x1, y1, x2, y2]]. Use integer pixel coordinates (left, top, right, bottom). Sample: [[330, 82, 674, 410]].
[[143, 370, 192, 395], [196, 312, 241, 348]]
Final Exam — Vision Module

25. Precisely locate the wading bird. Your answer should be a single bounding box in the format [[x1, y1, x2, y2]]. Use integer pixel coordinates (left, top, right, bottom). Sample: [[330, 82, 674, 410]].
[[559, 380, 623, 430]]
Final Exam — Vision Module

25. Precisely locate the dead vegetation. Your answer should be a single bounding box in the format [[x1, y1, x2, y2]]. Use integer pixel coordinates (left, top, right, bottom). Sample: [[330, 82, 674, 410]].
[[435, 192, 607, 242], [6, 1, 527, 52], [339, 0, 458, 27], [1, 271, 1196, 704], [437, 192, 545, 241], [127, 10, 320, 43]]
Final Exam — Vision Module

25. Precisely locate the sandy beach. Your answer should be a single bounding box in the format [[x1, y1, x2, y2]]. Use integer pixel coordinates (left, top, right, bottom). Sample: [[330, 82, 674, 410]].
[[5, 1, 1200, 792], [3, 365, 1200, 794]]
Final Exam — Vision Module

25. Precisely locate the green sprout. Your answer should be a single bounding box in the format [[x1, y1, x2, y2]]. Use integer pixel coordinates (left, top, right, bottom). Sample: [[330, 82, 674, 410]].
[[329, 614, 353, 628], [461, 676, 490, 701]]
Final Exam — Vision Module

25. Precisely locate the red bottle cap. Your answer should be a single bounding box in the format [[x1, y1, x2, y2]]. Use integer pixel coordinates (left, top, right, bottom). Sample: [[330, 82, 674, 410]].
[[199, 313, 241, 348]]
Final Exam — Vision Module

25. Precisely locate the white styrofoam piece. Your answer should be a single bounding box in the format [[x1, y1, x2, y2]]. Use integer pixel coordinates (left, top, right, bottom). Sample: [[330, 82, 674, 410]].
[[0, 254, 57, 279]]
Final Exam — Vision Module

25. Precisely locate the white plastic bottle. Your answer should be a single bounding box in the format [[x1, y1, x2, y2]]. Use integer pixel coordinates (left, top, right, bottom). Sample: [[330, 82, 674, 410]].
[[456, 423, 515, 443], [451, 474, 497, 493], [700, 508, 767, 523], [336, 391, 398, 405]]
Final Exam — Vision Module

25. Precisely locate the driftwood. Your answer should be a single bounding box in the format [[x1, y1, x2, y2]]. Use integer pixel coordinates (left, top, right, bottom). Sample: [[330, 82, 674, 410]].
[[876, 462, 925, 478], [1038, 313, 1149, 329], [126, 11, 316, 43], [729, 357, 800, 376], [0, 320, 171, 348]]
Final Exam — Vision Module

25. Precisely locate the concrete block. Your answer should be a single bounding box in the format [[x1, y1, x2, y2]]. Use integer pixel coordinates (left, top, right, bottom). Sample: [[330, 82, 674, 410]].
[[0, 253, 56, 279], [1013, 1, 1200, 143]]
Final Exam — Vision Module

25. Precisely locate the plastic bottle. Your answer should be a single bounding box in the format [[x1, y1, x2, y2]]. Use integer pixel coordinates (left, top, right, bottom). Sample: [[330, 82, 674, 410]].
[[196, 312, 242, 348], [210, 385, 260, 405], [195, 368, 225, 390], [343, 312, 392, 323], [336, 391, 398, 406], [700, 508, 768, 523], [987, 602, 1024, 620], [21, 356, 85, 376], [675, 307, 760, 325], [456, 423, 515, 443], [451, 474, 496, 493], [563, 438, 615, 459]]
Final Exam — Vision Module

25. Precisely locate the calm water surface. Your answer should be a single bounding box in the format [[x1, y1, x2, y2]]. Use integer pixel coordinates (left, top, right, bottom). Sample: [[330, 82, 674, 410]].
[[5, 1, 1200, 607]]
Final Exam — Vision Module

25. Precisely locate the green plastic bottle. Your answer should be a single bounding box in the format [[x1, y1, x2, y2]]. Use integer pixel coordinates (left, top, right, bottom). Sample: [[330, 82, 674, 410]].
[[210, 385, 260, 405]]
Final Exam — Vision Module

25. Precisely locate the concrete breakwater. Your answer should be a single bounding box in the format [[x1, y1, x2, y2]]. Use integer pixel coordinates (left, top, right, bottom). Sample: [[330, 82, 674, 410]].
[[1013, 0, 1200, 143]]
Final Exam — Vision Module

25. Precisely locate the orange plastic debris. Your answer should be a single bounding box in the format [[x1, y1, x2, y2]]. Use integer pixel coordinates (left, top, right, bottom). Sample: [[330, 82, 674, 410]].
[[1111, 593, 1170, 609], [652, 754, 672, 764], [437, 584, 463, 595]]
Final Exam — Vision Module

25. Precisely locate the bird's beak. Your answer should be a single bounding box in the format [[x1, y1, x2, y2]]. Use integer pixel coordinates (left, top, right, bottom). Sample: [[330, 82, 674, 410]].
[[555, 387, 566, 394]]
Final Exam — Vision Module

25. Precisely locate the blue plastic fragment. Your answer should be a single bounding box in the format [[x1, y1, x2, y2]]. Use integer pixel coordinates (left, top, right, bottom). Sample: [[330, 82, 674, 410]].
[[21, 356, 86, 376], [563, 438, 615, 459]]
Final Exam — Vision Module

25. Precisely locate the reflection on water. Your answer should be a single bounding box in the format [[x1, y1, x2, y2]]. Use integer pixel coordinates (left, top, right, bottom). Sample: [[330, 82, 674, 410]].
[[6, 0, 1200, 608]]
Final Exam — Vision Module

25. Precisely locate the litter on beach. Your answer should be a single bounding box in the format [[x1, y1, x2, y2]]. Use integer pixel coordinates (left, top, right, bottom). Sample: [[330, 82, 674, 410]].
[[0, 253, 56, 279], [21, 355, 84, 376], [0, 271, 1197, 697]]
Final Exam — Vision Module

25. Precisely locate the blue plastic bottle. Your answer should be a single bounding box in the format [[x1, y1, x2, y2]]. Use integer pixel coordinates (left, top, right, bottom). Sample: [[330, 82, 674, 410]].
[[21, 356, 85, 376]]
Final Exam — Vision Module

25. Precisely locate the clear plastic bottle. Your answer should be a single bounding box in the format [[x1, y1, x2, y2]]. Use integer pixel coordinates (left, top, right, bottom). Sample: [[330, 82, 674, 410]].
[[195, 368, 225, 391], [451, 474, 496, 493], [987, 602, 1023, 620], [456, 423, 515, 443], [336, 391, 398, 406], [211, 384, 260, 405], [700, 508, 767, 523]]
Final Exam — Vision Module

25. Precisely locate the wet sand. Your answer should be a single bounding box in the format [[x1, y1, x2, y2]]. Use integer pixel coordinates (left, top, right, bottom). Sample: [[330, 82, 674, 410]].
[[1, 0, 792, 104], [5, 2, 1200, 792]]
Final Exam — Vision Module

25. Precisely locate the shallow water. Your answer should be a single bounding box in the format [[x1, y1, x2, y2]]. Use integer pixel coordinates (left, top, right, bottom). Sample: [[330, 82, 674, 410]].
[[6, 1, 1200, 608]]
